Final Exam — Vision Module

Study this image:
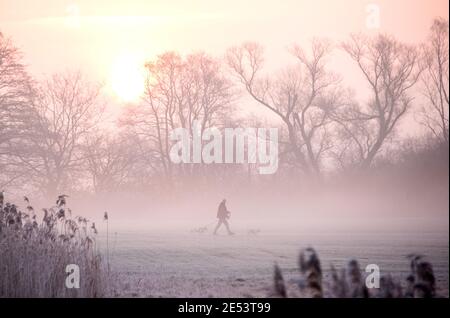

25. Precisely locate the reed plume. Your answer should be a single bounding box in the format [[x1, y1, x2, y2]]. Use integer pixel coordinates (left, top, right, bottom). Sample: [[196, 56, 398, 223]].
[[298, 247, 323, 298], [406, 254, 436, 298], [271, 263, 287, 298]]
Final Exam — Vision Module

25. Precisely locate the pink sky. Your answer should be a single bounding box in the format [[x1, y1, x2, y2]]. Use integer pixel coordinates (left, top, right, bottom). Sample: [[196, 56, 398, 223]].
[[1, 0, 447, 72]]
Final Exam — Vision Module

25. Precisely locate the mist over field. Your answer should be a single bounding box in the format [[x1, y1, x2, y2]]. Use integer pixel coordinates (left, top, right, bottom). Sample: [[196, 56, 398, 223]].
[[0, 0, 448, 298]]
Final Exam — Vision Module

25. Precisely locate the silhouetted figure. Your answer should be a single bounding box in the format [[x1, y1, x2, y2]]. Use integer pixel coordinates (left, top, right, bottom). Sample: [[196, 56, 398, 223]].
[[213, 199, 234, 235]]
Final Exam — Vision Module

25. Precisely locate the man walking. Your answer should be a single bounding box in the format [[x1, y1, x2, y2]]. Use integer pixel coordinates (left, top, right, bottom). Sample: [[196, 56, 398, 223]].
[[213, 199, 234, 235]]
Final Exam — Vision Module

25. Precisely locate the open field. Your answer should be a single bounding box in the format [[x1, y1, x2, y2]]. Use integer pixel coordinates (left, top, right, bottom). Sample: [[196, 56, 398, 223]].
[[99, 229, 449, 297]]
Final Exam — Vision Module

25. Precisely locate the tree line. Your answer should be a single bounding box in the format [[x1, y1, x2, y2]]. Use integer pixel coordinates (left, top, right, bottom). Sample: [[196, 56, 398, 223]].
[[0, 18, 448, 198]]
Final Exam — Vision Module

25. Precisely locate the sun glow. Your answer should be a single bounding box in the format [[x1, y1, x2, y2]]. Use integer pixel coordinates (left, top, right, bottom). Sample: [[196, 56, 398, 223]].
[[110, 52, 145, 102]]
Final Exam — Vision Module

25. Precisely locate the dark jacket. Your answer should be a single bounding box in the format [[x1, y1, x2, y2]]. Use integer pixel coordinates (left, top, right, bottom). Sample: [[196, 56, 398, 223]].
[[217, 201, 229, 219]]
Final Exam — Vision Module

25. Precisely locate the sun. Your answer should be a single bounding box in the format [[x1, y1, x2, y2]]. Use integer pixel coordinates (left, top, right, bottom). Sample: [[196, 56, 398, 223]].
[[110, 53, 145, 102]]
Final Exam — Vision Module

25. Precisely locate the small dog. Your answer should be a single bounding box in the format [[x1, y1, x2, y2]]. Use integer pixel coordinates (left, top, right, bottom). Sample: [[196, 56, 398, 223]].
[[191, 226, 208, 234]]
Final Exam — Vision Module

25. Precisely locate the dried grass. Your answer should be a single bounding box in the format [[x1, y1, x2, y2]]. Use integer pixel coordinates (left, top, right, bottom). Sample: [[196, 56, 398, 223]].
[[272, 247, 438, 298], [0, 194, 112, 297]]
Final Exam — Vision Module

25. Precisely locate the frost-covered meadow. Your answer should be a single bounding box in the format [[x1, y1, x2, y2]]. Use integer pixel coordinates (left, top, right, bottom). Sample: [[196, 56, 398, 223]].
[[98, 229, 449, 297]]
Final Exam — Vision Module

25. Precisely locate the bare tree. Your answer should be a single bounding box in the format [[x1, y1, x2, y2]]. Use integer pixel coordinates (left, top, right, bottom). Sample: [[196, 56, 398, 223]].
[[120, 52, 235, 188], [83, 131, 138, 194], [339, 34, 421, 169], [0, 31, 36, 188], [227, 40, 347, 178], [8, 72, 104, 197], [419, 18, 449, 143]]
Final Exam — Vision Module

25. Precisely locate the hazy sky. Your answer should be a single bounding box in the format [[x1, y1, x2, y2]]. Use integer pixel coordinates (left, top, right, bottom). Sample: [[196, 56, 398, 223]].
[[0, 0, 448, 128]]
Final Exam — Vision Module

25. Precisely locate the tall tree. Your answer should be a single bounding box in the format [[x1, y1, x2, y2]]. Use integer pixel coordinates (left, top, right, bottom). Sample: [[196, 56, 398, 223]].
[[227, 40, 347, 178], [0, 31, 36, 188], [10, 72, 104, 197], [120, 52, 235, 188], [83, 131, 138, 194], [419, 18, 449, 143], [339, 34, 421, 169]]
